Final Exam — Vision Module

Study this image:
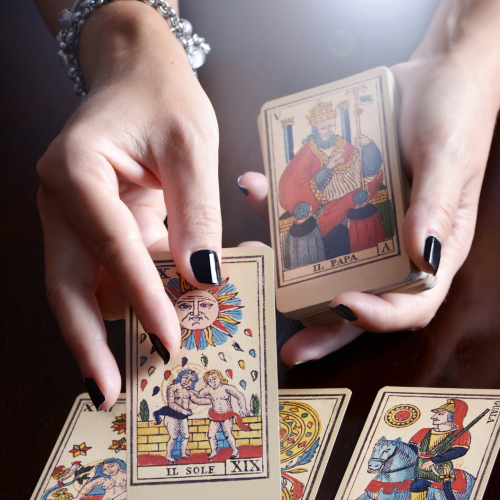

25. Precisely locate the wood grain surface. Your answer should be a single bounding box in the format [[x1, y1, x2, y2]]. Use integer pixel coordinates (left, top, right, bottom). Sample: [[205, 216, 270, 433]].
[[1, 1, 499, 498]]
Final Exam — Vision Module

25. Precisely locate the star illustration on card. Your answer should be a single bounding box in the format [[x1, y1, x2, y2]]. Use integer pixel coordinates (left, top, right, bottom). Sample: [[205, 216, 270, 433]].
[[109, 437, 127, 453], [69, 442, 91, 457], [165, 275, 243, 350], [111, 413, 126, 435]]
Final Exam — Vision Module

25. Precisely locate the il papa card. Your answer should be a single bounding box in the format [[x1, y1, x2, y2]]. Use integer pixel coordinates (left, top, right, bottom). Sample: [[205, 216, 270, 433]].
[[126, 246, 280, 500], [279, 389, 351, 500], [30, 394, 127, 500], [335, 387, 500, 500]]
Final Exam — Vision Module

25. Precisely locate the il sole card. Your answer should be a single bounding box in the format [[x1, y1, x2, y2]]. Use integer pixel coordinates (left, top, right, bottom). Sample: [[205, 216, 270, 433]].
[[126, 246, 280, 500], [279, 389, 351, 500], [335, 387, 500, 500], [30, 394, 127, 500]]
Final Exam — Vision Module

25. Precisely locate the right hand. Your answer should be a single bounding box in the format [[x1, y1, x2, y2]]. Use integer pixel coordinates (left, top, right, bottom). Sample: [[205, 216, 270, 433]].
[[36, 2, 221, 409], [327, 150, 344, 170]]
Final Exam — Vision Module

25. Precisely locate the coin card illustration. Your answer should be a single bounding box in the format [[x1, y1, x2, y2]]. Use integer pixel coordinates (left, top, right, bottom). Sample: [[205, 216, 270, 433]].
[[334, 387, 500, 500], [260, 67, 411, 315], [279, 389, 351, 500], [30, 394, 127, 500], [126, 246, 280, 500]]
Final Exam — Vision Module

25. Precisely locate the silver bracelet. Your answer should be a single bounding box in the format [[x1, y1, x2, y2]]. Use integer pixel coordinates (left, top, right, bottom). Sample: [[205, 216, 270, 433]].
[[56, 0, 210, 97]]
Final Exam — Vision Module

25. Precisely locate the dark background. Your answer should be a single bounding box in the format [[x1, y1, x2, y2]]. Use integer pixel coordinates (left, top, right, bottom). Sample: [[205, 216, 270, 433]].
[[2, 0, 500, 498]]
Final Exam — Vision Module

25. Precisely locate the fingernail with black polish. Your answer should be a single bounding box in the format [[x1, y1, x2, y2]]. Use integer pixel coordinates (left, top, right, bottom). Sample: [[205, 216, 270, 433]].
[[149, 333, 170, 365], [330, 304, 358, 322], [85, 377, 105, 411], [424, 235, 441, 273], [190, 250, 221, 285], [237, 175, 249, 196]]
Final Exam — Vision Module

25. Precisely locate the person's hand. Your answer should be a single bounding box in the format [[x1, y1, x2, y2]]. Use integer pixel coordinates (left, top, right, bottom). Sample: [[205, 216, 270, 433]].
[[421, 460, 435, 472], [327, 150, 344, 170], [36, 2, 220, 407], [237, 40, 499, 367], [354, 134, 370, 147]]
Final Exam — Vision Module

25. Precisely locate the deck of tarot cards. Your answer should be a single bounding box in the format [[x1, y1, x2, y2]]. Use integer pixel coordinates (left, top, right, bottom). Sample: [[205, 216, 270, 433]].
[[257, 67, 437, 326]]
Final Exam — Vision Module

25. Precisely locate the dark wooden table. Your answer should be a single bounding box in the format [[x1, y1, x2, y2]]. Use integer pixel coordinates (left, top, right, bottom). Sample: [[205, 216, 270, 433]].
[[2, 0, 500, 498]]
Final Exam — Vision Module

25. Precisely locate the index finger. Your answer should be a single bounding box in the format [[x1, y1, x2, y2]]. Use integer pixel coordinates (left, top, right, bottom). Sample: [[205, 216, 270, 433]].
[[37, 150, 181, 357]]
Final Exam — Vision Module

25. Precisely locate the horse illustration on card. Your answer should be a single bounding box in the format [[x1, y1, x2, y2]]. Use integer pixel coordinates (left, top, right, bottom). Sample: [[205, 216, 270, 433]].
[[335, 388, 500, 500]]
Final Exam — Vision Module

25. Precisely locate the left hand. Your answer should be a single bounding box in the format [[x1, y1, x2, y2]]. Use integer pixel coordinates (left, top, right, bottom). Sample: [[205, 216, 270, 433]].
[[236, 45, 499, 366], [354, 134, 371, 147], [421, 460, 435, 472]]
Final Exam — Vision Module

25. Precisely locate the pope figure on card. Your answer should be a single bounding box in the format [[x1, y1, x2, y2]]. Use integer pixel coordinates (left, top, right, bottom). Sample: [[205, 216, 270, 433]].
[[279, 99, 384, 268]]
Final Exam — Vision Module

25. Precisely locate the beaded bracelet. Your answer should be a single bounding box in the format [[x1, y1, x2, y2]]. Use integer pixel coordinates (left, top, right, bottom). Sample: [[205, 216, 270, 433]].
[[57, 0, 210, 97]]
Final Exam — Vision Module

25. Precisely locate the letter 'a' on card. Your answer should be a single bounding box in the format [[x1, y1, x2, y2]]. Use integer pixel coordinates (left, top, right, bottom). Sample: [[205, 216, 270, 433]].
[[30, 394, 127, 500], [279, 388, 351, 500], [126, 246, 281, 500], [258, 67, 437, 326], [334, 387, 500, 500]]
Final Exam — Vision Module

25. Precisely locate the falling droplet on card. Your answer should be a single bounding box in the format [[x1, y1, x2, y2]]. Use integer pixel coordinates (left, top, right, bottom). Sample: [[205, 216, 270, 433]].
[[164, 370, 171, 381], [249, 349, 256, 358], [201, 354, 208, 367], [148, 366, 155, 377], [251, 370, 258, 381], [240, 380, 246, 390], [238, 360, 246, 370], [244, 328, 253, 337], [152, 386, 160, 396], [140, 356, 147, 367], [141, 379, 147, 391], [218, 352, 227, 362], [182, 357, 188, 367], [140, 333, 147, 343], [226, 369, 233, 379], [232, 341, 244, 352]]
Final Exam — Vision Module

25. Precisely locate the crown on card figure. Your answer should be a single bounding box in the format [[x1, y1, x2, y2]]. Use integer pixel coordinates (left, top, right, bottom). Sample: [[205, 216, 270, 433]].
[[281, 117, 294, 126], [337, 100, 349, 109], [306, 100, 337, 126]]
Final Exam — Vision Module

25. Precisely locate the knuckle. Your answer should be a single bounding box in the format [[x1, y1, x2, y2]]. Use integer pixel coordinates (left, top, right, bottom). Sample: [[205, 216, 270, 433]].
[[429, 195, 456, 233], [45, 273, 71, 313], [175, 203, 222, 240], [90, 236, 123, 271]]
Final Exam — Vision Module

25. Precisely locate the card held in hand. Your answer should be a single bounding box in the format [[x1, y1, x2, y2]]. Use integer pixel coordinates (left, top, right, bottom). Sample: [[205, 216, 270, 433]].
[[259, 67, 435, 324], [279, 389, 351, 500], [335, 387, 500, 500], [126, 246, 280, 500], [30, 394, 127, 500]]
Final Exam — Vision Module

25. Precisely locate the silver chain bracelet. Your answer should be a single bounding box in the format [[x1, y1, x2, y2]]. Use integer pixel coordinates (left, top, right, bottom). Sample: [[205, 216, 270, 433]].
[[56, 0, 210, 97]]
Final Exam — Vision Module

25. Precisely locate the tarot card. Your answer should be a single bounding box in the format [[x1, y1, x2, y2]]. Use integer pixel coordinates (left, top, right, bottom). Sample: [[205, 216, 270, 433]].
[[126, 246, 280, 500], [260, 67, 412, 316], [30, 394, 127, 500], [279, 389, 351, 500], [335, 387, 500, 500]]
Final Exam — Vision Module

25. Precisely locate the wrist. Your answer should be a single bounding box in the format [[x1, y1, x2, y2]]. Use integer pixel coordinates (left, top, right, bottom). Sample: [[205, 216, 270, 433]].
[[79, 1, 190, 89]]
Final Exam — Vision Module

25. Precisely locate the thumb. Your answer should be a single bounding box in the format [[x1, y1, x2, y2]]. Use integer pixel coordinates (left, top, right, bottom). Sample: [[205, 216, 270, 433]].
[[237, 172, 269, 221]]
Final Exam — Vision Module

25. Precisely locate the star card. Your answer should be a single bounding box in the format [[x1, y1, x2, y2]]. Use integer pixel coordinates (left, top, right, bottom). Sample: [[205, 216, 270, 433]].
[[335, 387, 500, 500], [258, 67, 434, 323], [126, 246, 280, 500], [279, 389, 351, 500], [30, 394, 127, 500]]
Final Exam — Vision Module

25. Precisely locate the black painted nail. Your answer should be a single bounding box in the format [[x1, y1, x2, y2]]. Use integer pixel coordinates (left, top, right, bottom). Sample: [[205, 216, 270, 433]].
[[149, 333, 170, 365], [330, 304, 358, 322], [237, 175, 249, 196], [85, 377, 105, 411], [190, 250, 221, 285], [424, 236, 441, 273]]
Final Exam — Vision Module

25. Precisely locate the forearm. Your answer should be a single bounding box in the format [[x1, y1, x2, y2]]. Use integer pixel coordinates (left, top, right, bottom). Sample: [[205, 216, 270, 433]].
[[413, 0, 500, 86], [35, 0, 179, 37]]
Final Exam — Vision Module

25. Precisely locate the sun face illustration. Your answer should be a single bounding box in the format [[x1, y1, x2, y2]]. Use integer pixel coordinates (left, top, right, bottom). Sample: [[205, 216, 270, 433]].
[[165, 274, 243, 350]]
